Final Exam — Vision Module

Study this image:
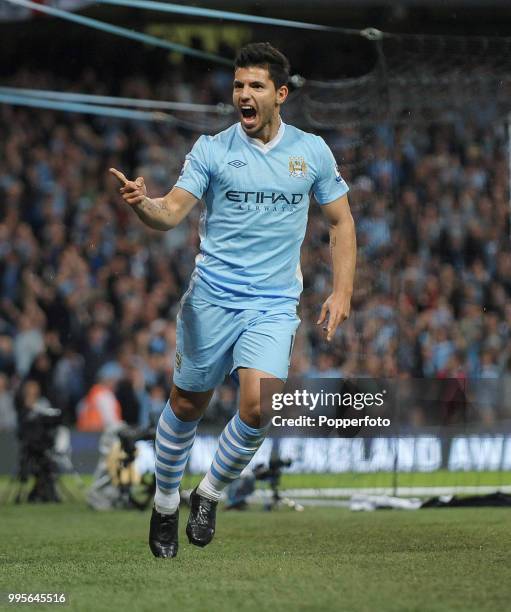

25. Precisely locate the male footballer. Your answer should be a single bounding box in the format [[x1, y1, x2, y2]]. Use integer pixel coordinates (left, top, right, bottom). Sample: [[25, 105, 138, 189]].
[[110, 42, 356, 558]]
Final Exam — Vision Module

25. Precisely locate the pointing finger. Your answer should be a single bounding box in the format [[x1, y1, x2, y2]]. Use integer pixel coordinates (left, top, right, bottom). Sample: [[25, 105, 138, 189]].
[[109, 168, 129, 185]]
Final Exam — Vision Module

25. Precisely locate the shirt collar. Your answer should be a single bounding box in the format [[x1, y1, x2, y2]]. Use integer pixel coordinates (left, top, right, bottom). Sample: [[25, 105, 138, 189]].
[[237, 119, 286, 154]]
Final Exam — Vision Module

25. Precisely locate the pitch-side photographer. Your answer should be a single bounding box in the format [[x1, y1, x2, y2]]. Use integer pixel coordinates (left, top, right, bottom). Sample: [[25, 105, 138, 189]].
[[16, 379, 62, 503]]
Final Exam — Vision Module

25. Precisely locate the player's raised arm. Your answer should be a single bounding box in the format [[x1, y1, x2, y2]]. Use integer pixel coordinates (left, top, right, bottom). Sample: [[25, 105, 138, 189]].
[[109, 168, 199, 231], [317, 193, 357, 342]]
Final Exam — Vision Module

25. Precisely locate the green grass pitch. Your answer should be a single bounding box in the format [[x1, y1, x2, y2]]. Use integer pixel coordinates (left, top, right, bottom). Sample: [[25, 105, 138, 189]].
[[1, 495, 510, 612]]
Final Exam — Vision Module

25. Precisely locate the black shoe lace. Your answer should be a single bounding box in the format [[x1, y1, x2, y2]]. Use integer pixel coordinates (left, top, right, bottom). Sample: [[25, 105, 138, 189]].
[[197, 505, 209, 525]]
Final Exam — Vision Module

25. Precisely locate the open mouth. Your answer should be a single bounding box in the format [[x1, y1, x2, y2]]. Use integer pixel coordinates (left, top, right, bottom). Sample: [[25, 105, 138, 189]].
[[240, 105, 257, 127]]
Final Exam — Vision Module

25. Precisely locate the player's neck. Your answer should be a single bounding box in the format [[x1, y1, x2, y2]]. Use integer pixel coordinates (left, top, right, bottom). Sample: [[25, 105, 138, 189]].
[[251, 114, 282, 145]]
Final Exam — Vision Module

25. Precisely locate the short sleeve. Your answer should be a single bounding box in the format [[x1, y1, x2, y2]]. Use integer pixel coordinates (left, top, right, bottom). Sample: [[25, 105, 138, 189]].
[[174, 135, 211, 200], [312, 137, 349, 205]]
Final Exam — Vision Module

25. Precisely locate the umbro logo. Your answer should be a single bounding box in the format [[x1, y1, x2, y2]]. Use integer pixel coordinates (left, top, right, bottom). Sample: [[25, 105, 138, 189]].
[[228, 160, 247, 168]]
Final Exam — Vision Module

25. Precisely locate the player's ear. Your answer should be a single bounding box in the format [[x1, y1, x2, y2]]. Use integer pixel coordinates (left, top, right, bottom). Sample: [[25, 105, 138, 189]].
[[276, 84, 289, 105]]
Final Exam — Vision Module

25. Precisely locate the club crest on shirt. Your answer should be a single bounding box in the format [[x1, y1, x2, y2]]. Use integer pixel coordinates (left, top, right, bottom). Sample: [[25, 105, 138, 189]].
[[289, 156, 307, 178]]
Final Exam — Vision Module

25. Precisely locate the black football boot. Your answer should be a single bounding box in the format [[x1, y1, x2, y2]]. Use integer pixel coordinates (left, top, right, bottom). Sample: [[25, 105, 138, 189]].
[[186, 488, 218, 547], [149, 506, 179, 558]]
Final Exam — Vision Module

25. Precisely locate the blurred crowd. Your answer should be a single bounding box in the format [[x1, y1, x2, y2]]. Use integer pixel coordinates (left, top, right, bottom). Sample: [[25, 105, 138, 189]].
[[1, 66, 511, 433]]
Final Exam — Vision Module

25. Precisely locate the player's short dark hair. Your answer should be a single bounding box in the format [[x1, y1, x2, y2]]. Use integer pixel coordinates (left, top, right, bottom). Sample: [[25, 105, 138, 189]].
[[234, 42, 290, 89]]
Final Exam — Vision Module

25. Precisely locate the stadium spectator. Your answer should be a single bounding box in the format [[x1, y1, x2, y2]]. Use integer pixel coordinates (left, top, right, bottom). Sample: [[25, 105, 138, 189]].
[[0, 372, 16, 431], [52, 344, 85, 423], [76, 362, 123, 432]]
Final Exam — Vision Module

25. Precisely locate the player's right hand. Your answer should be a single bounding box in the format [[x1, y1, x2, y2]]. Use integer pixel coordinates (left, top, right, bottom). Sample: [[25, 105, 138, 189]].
[[109, 168, 147, 206]]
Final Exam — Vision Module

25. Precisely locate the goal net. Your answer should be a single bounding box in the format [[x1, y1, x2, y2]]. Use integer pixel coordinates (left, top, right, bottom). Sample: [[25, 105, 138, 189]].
[[267, 31, 511, 500]]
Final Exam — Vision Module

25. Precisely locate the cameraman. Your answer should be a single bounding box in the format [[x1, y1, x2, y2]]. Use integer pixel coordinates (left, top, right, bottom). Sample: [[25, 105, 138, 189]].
[[15, 379, 61, 502]]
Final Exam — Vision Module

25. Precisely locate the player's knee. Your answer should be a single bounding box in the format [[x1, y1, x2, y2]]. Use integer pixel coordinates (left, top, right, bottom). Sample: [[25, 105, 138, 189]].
[[169, 386, 209, 420], [239, 399, 263, 428]]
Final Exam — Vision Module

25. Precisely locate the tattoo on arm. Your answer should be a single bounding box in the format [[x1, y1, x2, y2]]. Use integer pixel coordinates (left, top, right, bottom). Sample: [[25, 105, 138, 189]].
[[133, 197, 173, 230], [330, 236, 337, 255], [140, 199, 159, 213]]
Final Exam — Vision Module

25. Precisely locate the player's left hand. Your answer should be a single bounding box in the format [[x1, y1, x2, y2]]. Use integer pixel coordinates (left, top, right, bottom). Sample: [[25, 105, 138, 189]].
[[317, 291, 352, 342]]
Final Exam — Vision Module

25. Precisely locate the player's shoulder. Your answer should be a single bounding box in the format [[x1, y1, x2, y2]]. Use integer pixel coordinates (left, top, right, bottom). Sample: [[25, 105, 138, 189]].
[[283, 123, 329, 151], [188, 124, 237, 164], [284, 123, 318, 140], [201, 123, 239, 148]]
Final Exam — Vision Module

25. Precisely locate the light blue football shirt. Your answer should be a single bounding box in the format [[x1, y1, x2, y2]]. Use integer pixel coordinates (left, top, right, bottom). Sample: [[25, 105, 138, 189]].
[[175, 121, 349, 311]]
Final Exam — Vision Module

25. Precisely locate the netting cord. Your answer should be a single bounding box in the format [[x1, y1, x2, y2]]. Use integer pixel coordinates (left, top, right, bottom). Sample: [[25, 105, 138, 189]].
[[0, 91, 175, 122], [0, 87, 234, 115], [374, 38, 406, 493]]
